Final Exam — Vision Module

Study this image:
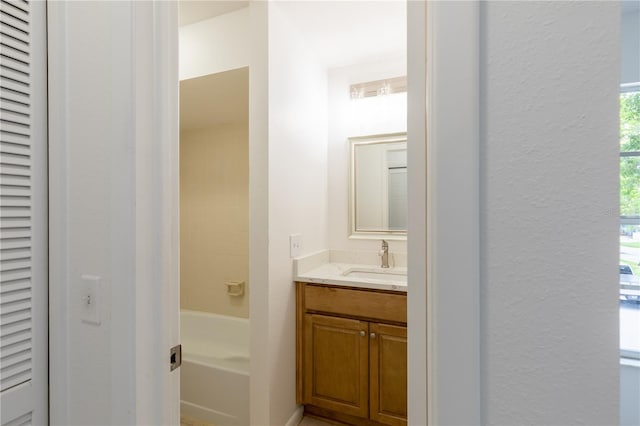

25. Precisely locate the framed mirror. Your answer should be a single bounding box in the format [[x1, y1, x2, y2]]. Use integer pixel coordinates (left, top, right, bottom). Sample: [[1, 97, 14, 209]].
[[349, 133, 407, 239]]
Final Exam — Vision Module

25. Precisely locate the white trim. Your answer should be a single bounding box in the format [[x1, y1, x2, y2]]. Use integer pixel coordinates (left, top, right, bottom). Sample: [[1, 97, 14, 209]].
[[47, 3, 70, 423], [47, 2, 180, 424], [407, 1, 428, 424], [132, 2, 181, 424], [31, 1, 49, 424], [248, 1, 270, 424], [411, 1, 481, 425], [284, 406, 304, 426]]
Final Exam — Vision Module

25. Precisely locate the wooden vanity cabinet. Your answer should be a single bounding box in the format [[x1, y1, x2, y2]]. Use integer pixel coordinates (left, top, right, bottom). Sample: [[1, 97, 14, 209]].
[[303, 314, 370, 418], [296, 282, 408, 426], [369, 323, 407, 426]]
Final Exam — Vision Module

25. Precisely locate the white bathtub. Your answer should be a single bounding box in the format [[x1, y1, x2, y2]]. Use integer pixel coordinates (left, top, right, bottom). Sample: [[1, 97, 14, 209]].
[[180, 310, 250, 426]]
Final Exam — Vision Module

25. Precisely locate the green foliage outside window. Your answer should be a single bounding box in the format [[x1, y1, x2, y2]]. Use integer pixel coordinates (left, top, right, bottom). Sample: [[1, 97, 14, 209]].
[[620, 91, 640, 216]]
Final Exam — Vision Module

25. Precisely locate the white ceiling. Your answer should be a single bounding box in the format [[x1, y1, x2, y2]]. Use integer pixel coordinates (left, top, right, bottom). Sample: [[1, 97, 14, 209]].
[[179, 0, 249, 26], [275, 1, 406, 69], [179, 1, 406, 69], [180, 67, 249, 131]]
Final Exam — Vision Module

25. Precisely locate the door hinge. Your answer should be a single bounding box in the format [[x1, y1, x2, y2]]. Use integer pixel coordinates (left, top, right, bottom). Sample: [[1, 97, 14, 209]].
[[170, 344, 182, 371]]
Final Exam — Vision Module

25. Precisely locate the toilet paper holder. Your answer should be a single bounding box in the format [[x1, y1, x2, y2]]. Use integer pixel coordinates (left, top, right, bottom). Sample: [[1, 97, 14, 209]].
[[225, 280, 245, 297]]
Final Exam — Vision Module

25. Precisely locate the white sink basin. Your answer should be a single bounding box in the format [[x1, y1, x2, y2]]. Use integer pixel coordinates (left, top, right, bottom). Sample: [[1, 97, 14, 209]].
[[342, 267, 407, 283]]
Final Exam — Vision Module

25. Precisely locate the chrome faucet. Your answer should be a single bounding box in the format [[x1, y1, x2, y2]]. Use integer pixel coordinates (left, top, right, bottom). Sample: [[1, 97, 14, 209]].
[[380, 240, 389, 268]]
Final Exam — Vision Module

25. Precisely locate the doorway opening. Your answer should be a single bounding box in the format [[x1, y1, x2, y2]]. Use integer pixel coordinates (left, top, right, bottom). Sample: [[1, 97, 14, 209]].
[[177, 1, 409, 424], [178, 4, 251, 424], [179, 68, 250, 426]]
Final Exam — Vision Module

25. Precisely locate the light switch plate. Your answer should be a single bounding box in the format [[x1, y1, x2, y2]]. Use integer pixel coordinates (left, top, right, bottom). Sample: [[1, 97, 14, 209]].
[[289, 234, 301, 258], [80, 275, 101, 325]]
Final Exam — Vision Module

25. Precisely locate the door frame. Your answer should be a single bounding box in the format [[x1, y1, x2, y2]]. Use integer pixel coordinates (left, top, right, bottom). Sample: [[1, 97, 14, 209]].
[[47, 2, 180, 424], [45, 1, 481, 424], [407, 1, 481, 424]]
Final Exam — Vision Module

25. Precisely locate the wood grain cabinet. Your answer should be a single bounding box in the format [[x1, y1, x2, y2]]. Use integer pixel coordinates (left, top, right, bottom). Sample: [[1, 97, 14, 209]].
[[369, 323, 407, 426], [296, 282, 408, 426]]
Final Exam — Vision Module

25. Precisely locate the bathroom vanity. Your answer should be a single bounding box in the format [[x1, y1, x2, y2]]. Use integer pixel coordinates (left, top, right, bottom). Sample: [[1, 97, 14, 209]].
[[295, 276, 407, 426], [293, 126, 408, 425]]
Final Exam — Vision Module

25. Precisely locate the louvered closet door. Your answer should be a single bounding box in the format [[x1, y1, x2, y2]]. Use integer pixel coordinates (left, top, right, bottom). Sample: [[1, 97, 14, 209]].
[[0, 1, 48, 425]]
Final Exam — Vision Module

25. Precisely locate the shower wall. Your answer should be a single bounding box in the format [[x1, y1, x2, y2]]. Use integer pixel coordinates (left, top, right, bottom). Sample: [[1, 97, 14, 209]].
[[180, 123, 249, 318]]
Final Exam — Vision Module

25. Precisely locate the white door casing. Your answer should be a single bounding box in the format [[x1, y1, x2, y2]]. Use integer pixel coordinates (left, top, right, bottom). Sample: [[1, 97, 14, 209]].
[[0, 0, 48, 425], [47, 2, 180, 424], [408, 1, 481, 425]]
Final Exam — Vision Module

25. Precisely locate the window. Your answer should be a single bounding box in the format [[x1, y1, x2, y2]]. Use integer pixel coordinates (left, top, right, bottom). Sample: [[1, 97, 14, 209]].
[[619, 83, 640, 359]]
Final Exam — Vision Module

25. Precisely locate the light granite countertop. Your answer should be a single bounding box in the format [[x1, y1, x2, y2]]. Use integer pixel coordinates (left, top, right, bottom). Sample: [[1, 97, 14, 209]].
[[294, 250, 407, 292]]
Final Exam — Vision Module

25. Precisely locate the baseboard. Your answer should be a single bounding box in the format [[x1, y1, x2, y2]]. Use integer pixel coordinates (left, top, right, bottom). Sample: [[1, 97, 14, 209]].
[[285, 406, 304, 426]]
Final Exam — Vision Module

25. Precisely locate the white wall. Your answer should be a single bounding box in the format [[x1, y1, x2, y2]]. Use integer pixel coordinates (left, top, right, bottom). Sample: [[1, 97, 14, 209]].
[[179, 7, 249, 81], [48, 2, 180, 425], [621, 7, 640, 85], [478, 2, 620, 424], [327, 60, 407, 253], [261, 3, 330, 424]]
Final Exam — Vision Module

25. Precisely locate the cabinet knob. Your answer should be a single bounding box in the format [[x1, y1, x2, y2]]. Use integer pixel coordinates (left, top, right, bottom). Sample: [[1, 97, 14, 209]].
[[360, 330, 366, 337], [370, 332, 376, 339]]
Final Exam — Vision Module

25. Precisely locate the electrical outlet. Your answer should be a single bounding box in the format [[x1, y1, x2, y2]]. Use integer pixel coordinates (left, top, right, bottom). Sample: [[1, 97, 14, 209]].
[[289, 234, 301, 258]]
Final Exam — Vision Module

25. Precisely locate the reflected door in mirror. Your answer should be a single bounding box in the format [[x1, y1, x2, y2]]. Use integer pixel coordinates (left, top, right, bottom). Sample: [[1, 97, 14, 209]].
[[350, 134, 407, 239]]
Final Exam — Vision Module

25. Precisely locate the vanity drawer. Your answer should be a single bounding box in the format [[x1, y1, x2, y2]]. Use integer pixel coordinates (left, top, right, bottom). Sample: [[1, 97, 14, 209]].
[[302, 283, 407, 324]]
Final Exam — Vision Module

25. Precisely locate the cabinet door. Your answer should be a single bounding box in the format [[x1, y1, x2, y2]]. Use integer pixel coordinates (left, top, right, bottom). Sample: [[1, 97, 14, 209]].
[[370, 323, 407, 426], [303, 314, 369, 418]]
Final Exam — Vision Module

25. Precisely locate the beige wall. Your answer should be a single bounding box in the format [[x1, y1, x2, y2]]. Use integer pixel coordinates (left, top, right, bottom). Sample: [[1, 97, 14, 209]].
[[180, 123, 249, 318]]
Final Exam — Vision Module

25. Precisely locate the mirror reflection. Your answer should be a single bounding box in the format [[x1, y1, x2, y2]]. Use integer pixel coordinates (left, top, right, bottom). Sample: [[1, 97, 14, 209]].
[[350, 133, 407, 238]]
